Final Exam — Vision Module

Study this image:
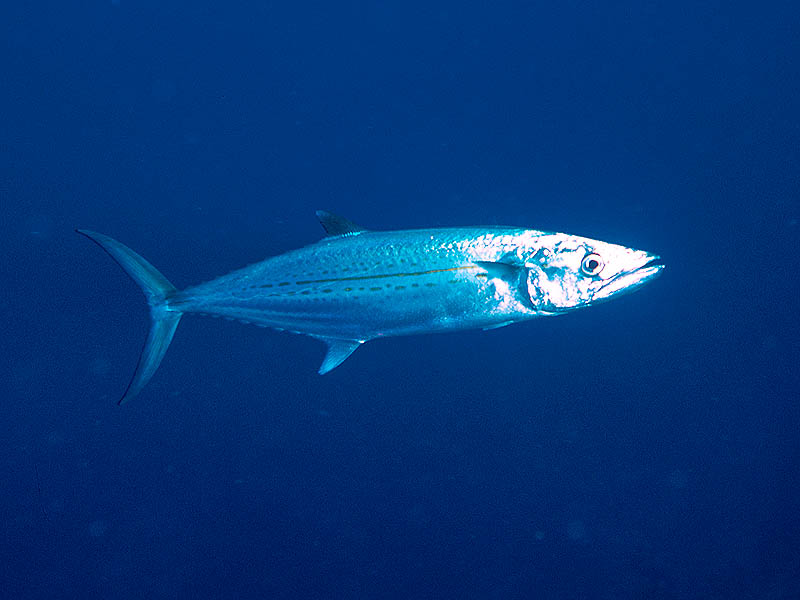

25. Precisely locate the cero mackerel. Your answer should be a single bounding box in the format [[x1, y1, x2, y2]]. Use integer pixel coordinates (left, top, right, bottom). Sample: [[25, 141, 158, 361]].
[[78, 211, 664, 403]]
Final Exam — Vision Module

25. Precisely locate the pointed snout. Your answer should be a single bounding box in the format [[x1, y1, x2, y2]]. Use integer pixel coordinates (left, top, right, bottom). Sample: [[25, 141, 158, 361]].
[[594, 251, 664, 301]]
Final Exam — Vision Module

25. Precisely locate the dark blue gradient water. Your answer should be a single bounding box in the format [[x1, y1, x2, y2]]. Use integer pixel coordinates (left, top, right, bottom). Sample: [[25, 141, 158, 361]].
[[2, 2, 798, 598]]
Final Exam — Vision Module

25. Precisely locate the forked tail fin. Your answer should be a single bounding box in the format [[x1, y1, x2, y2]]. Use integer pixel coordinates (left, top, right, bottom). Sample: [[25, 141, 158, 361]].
[[77, 230, 182, 404]]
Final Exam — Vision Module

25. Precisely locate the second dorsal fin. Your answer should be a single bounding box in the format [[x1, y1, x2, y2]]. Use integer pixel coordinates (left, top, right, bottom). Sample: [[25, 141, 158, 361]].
[[316, 210, 367, 237]]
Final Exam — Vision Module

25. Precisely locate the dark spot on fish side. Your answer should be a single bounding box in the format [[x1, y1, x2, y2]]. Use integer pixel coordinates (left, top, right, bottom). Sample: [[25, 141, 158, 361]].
[[278, 282, 290, 286], [395, 285, 405, 290], [370, 287, 382, 291], [260, 284, 273, 288], [322, 289, 333, 293]]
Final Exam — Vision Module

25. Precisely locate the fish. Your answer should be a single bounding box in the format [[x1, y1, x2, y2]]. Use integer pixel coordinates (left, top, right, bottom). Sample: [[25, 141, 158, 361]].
[[77, 211, 664, 403]]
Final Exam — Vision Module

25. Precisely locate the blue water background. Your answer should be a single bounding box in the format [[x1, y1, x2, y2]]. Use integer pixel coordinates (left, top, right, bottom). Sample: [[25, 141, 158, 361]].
[[2, 2, 799, 598]]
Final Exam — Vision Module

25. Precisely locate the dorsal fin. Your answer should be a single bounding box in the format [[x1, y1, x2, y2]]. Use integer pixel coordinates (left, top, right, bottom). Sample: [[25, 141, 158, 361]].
[[316, 210, 367, 237]]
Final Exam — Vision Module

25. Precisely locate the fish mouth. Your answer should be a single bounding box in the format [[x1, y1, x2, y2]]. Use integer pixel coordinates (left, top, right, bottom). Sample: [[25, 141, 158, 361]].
[[594, 254, 665, 301]]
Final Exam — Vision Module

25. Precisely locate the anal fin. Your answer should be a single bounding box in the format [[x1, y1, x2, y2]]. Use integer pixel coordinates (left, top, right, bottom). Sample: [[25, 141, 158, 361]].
[[318, 338, 363, 374]]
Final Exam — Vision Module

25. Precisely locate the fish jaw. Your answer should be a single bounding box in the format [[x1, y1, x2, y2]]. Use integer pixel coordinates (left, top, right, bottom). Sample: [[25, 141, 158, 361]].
[[591, 252, 665, 302]]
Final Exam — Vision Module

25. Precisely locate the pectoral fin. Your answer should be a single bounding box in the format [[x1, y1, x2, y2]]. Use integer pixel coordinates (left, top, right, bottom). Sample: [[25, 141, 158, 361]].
[[318, 338, 363, 374], [474, 260, 522, 282], [474, 260, 535, 310]]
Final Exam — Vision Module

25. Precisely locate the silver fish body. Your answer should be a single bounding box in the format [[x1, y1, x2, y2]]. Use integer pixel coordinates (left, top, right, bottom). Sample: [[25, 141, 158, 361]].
[[172, 227, 540, 340], [78, 212, 664, 403]]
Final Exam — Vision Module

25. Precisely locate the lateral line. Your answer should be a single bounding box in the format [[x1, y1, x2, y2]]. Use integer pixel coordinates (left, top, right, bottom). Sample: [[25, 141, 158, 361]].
[[294, 265, 478, 285]]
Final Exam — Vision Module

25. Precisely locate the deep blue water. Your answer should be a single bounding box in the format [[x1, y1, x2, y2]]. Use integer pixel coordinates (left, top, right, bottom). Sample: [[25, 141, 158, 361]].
[[2, 2, 799, 598]]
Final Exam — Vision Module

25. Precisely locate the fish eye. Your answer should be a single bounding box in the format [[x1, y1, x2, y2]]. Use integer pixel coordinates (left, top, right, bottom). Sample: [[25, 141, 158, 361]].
[[580, 253, 604, 276]]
